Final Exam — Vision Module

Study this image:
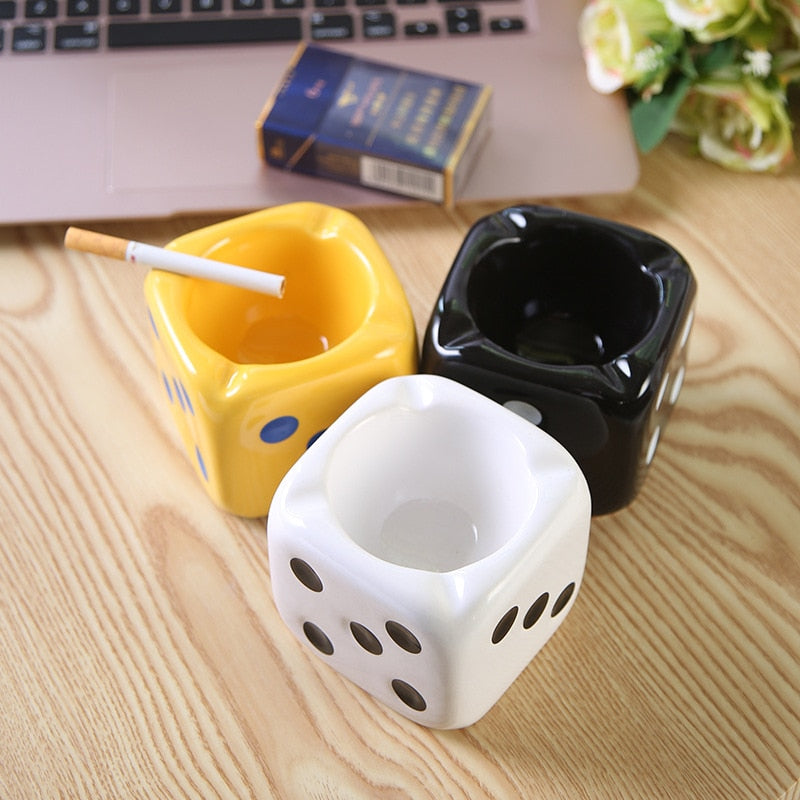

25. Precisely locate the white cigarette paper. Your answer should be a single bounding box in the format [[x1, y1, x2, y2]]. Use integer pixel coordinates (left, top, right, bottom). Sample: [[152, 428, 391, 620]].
[[63, 226, 286, 299], [127, 241, 285, 298]]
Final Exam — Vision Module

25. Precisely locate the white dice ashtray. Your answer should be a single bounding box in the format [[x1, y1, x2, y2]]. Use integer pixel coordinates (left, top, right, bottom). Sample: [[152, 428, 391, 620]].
[[267, 374, 591, 729]]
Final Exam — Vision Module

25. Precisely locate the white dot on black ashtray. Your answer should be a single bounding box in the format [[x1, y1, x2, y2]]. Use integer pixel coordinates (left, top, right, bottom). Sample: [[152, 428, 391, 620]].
[[350, 621, 383, 655], [523, 592, 549, 629], [391, 679, 427, 711], [385, 621, 422, 654], [492, 606, 518, 644], [290, 557, 323, 592], [551, 582, 576, 617], [303, 621, 334, 655]]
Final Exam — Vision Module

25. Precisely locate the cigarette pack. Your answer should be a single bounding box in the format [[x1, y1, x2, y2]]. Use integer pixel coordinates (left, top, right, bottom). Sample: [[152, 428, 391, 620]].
[[257, 44, 492, 206]]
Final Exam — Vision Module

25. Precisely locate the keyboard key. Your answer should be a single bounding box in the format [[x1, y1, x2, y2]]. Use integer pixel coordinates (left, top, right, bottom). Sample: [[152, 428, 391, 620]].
[[233, 0, 263, 8], [25, 0, 56, 17], [0, 0, 16, 19], [356, 0, 387, 6], [13, 23, 46, 50], [0, 29, 4, 50], [192, 0, 222, 10], [151, 0, 180, 12], [404, 19, 437, 35], [490, 16, 524, 32], [310, 11, 353, 39], [67, 0, 99, 15], [314, 0, 345, 8], [108, 16, 302, 46], [446, 6, 479, 33], [398, 0, 427, 4], [56, 21, 100, 48], [109, 0, 141, 14], [362, 10, 394, 37], [273, 0, 302, 8]]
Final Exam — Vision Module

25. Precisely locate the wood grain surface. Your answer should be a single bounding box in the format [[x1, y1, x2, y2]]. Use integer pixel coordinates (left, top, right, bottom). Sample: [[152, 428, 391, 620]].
[[1, 135, 798, 800]]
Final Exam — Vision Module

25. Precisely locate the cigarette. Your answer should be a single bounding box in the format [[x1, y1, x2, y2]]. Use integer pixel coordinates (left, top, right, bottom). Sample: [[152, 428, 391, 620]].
[[64, 226, 285, 298]]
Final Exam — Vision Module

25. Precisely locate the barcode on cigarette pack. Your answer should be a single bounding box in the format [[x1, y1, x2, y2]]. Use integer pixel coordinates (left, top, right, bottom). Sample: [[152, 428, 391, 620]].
[[360, 157, 444, 202]]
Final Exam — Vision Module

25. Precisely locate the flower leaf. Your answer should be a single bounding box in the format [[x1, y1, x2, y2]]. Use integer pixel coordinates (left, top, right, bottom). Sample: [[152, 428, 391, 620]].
[[678, 46, 698, 79], [695, 38, 737, 75], [629, 74, 692, 152]]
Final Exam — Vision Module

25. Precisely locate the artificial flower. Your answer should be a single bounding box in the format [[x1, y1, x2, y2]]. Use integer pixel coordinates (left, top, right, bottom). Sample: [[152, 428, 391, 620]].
[[671, 75, 795, 170], [580, 0, 800, 171], [770, 0, 800, 38], [579, 0, 684, 94], [662, 0, 768, 42]]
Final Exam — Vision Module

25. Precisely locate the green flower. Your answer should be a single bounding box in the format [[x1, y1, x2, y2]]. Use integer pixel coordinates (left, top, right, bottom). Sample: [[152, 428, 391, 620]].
[[769, 0, 800, 41], [672, 76, 794, 170], [579, 0, 684, 94], [663, 0, 769, 43]]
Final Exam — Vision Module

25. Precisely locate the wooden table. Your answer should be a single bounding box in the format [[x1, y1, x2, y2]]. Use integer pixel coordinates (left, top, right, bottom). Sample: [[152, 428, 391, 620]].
[[2, 136, 799, 800]]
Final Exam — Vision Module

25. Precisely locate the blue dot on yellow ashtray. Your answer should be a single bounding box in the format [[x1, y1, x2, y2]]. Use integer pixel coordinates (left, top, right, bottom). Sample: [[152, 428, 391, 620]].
[[178, 381, 194, 415], [195, 446, 208, 481], [173, 378, 185, 412], [162, 373, 173, 403], [147, 308, 160, 339], [260, 416, 299, 444]]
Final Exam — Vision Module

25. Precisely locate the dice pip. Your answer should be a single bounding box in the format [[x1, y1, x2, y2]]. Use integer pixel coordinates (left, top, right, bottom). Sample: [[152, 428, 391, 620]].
[[421, 205, 697, 514], [267, 374, 590, 729]]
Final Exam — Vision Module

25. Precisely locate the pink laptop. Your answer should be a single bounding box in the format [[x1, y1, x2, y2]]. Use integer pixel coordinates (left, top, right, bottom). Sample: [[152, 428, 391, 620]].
[[0, 0, 638, 223]]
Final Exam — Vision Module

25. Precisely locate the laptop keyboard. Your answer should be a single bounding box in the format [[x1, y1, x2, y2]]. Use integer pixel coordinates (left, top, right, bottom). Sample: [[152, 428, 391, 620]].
[[0, 0, 531, 52]]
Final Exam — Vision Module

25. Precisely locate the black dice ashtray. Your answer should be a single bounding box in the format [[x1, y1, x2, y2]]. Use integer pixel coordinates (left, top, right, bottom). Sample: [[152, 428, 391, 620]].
[[421, 205, 697, 515]]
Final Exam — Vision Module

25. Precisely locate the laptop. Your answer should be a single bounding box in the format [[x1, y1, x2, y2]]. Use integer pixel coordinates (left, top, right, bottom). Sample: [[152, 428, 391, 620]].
[[0, 0, 638, 224]]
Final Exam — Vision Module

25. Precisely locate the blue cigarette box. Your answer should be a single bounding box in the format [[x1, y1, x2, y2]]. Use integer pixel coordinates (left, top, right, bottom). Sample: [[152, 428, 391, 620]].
[[257, 44, 492, 205]]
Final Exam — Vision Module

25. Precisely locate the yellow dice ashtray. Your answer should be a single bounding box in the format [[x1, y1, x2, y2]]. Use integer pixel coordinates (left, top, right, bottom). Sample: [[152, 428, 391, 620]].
[[144, 203, 418, 517]]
